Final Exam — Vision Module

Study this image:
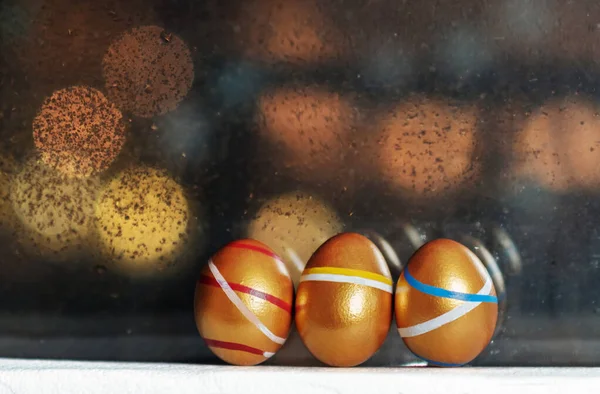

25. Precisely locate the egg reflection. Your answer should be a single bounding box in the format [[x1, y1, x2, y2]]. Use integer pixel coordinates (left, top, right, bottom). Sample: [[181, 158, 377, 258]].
[[102, 25, 194, 118], [246, 191, 343, 287], [238, 0, 345, 66], [361, 230, 402, 278], [33, 86, 127, 178], [257, 85, 356, 182], [10, 158, 99, 258], [460, 234, 507, 337], [94, 166, 191, 277], [514, 96, 600, 192], [374, 97, 480, 199]]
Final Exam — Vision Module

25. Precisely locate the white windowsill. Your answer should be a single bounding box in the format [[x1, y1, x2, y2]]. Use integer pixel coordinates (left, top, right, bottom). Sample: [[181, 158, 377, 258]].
[[0, 359, 597, 394]]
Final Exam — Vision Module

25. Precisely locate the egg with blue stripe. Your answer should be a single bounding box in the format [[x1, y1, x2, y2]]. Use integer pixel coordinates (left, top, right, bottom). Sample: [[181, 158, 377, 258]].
[[295, 232, 393, 367], [395, 238, 498, 366]]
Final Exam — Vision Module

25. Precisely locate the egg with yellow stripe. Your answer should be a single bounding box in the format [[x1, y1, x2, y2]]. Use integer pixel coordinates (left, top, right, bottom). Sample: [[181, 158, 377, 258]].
[[395, 238, 498, 366], [296, 232, 393, 367]]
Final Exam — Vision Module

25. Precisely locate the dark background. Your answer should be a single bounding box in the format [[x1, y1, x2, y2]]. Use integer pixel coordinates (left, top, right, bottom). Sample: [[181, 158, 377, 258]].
[[1, 0, 600, 366]]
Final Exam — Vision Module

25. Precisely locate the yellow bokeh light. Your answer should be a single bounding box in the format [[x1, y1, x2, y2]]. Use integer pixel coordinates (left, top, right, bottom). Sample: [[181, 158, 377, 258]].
[[246, 192, 343, 287], [10, 158, 99, 258], [0, 154, 17, 231], [94, 166, 191, 277]]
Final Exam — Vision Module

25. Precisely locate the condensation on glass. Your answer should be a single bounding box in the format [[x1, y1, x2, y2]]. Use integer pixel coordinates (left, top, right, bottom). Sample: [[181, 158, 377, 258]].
[[0, 0, 598, 366]]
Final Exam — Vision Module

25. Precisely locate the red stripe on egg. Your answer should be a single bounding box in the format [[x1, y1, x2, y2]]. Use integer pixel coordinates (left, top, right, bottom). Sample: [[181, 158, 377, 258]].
[[198, 275, 292, 313], [204, 338, 267, 356], [228, 240, 283, 261]]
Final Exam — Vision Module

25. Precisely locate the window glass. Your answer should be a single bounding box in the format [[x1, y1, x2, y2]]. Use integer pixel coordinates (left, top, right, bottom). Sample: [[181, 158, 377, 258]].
[[0, 0, 597, 366]]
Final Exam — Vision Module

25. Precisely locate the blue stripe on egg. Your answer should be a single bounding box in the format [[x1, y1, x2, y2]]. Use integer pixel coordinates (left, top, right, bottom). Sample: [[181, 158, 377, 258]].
[[403, 268, 498, 303]]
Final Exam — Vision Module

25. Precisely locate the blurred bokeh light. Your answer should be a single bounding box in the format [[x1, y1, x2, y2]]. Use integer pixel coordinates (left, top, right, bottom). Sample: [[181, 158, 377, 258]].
[[246, 191, 343, 287], [94, 166, 192, 277], [0, 154, 18, 232], [514, 95, 600, 193], [102, 25, 194, 118], [235, 0, 346, 66], [33, 86, 127, 178], [256, 84, 357, 183], [10, 157, 99, 259], [373, 96, 480, 199]]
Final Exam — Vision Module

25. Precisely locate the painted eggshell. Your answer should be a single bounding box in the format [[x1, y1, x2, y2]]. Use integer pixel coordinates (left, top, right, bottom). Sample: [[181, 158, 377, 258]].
[[296, 232, 393, 367], [194, 239, 294, 365], [396, 238, 498, 366]]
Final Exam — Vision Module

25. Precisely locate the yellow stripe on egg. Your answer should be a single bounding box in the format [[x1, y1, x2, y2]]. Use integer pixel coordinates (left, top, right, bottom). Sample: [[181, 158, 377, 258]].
[[301, 267, 393, 293]]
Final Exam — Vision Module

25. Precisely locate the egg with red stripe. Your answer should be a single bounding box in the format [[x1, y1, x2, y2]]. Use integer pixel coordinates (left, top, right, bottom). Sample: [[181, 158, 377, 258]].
[[295, 232, 393, 367], [395, 239, 498, 366], [194, 239, 293, 365]]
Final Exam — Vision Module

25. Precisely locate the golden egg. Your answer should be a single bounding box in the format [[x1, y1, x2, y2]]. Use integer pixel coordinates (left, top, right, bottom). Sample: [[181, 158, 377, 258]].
[[514, 95, 600, 192], [296, 232, 392, 367], [396, 238, 498, 366], [194, 239, 294, 366], [94, 166, 191, 277], [374, 96, 480, 199], [246, 191, 343, 288], [256, 85, 355, 182]]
